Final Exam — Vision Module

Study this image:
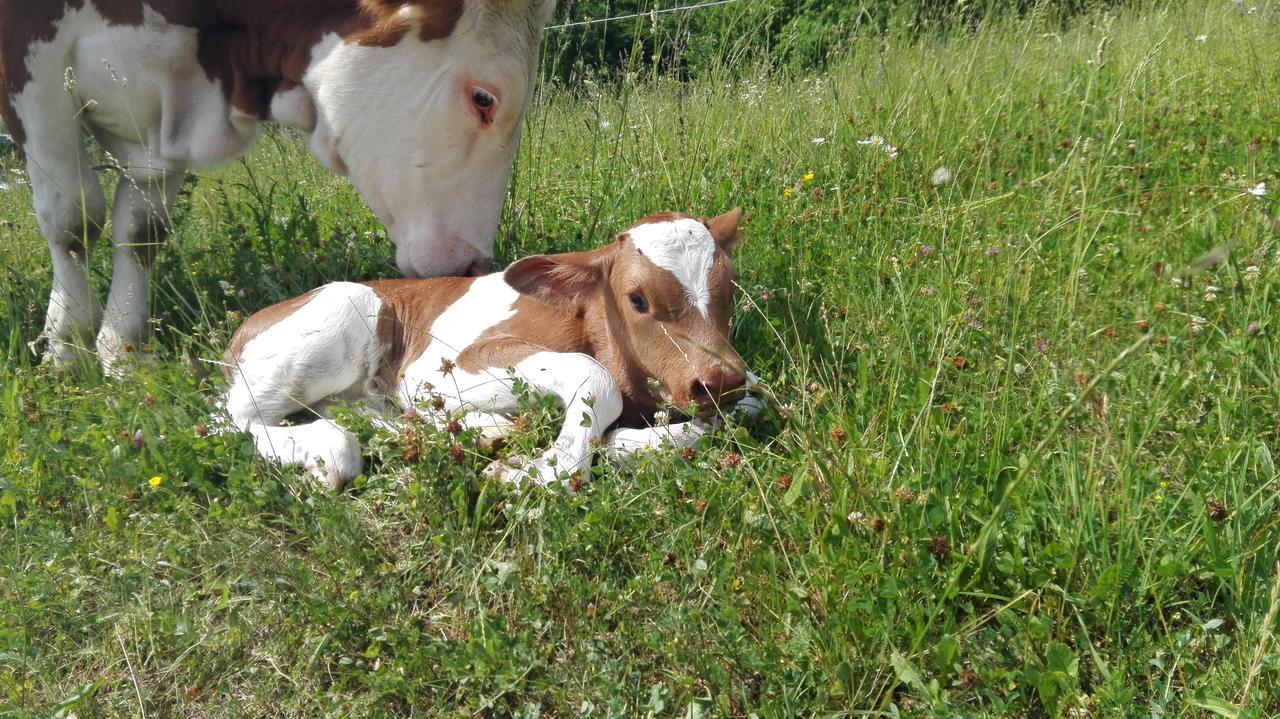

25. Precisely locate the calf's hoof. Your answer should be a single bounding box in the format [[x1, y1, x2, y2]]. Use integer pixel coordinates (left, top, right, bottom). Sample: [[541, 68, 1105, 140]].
[[321, 470, 348, 492], [481, 452, 565, 486], [301, 423, 364, 490], [483, 454, 531, 484]]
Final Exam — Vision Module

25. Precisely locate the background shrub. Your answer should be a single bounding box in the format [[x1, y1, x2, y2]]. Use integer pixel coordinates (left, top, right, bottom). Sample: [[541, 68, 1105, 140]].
[[542, 0, 1133, 81]]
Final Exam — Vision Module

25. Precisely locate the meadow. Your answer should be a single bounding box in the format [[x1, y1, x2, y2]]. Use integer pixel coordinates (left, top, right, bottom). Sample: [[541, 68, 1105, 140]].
[[2, 0, 1279, 715]]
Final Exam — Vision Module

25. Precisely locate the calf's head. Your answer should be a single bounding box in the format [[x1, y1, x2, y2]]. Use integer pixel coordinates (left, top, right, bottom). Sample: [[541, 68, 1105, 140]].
[[305, 0, 557, 277], [505, 209, 748, 416]]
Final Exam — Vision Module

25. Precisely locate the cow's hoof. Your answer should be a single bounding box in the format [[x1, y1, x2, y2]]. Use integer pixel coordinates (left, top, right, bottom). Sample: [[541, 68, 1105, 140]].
[[96, 340, 155, 379], [34, 334, 93, 370]]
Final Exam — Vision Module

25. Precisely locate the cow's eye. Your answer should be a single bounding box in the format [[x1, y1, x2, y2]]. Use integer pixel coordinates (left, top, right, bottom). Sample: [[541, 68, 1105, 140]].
[[628, 291, 648, 313], [471, 88, 496, 110]]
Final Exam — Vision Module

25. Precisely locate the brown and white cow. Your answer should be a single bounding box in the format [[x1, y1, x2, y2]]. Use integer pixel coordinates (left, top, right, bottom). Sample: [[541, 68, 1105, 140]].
[[222, 209, 757, 488], [0, 0, 556, 373]]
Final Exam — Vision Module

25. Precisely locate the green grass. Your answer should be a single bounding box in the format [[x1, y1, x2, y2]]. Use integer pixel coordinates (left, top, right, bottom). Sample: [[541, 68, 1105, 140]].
[[3, 1, 1280, 715]]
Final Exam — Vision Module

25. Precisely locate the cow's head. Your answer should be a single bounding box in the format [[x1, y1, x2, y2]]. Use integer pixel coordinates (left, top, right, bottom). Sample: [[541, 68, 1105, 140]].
[[300, 0, 556, 277], [505, 209, 748, 417]]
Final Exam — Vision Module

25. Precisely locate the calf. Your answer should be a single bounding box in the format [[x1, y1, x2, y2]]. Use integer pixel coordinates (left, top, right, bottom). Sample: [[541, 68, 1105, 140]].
[[223, 209, 753, 487]]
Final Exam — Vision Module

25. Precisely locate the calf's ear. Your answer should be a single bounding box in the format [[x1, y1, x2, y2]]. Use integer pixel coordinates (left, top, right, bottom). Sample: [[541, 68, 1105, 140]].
[[705, 208, 744, 251], [504, 252, 602, 306]]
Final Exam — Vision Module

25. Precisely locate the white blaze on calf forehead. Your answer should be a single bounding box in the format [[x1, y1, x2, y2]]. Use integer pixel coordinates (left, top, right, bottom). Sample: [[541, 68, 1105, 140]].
[[627, 218, 717, 317]]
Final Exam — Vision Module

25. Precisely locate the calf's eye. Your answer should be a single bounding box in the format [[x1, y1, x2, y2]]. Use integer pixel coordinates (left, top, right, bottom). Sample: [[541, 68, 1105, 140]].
[[628, 291, 648, 313]]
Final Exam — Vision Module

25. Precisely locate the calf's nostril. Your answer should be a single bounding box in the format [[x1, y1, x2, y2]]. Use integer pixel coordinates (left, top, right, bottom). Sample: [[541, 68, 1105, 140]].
[[692, 367, 747, 404], [718, 369, 747, 395]]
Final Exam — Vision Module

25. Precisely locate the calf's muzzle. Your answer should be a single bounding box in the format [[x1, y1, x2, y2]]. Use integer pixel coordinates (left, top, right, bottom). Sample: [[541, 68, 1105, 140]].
[[690, 366, 747, 411]]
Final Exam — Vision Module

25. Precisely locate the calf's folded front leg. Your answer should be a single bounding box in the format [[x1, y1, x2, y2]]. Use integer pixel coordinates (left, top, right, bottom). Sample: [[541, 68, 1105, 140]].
[[602, 419, 718, 458], [489, 352, 625, 486]]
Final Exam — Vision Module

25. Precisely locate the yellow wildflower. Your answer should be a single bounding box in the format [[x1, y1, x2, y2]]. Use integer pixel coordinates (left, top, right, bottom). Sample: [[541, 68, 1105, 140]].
[[148, 475, 164, 488], [802, 172, 815, 183], [783, 187, 796, 198]]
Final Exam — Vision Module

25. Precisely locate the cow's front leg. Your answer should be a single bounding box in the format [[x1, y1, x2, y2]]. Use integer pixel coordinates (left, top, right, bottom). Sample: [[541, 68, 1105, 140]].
[[493, 352, 624, 486], [19, 92, 107, 366], [96, 159, 183, 376]]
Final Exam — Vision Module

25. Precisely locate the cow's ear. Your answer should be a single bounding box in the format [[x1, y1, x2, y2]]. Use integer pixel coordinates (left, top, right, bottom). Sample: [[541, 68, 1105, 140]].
[[505, 251, 603, 306], [705, 208, 743, 252]]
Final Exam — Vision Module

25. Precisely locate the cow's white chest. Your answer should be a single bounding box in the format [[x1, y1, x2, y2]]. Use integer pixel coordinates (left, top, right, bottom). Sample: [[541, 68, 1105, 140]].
[[23, 5, 260, 166], [396, 275, 520, 407]]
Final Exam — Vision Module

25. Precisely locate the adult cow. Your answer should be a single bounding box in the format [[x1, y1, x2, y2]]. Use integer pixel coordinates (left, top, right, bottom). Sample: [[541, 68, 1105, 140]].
[[0, 0, 556, 373]]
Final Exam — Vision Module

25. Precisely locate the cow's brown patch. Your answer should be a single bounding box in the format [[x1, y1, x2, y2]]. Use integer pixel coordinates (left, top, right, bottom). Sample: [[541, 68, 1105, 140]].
[[0, 0, 85, 146], [406, 0, 464, 42], [357, 0, 463, 44], [223, 287, 322, 375]]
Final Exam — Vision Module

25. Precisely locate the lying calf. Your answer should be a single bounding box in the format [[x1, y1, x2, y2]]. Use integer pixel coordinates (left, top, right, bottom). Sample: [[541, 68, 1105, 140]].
[[223, 209, 753, 488]]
